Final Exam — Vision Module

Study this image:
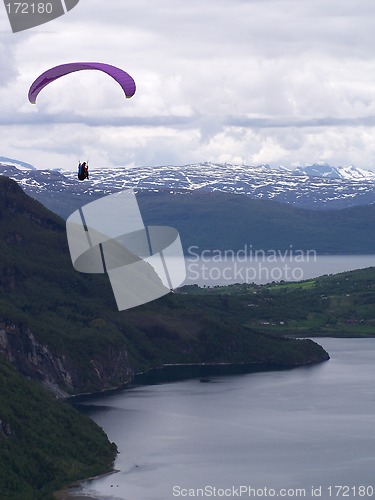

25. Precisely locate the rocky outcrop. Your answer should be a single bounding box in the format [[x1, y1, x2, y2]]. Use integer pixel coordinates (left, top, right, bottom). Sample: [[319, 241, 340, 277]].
[[0, 320, 133, 397]]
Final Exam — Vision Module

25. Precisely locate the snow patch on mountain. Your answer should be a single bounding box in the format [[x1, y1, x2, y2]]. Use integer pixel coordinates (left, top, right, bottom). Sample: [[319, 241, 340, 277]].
[[292, 163, 375, 181], [0, 156, 36, 171], [2, 159, 375, 212]]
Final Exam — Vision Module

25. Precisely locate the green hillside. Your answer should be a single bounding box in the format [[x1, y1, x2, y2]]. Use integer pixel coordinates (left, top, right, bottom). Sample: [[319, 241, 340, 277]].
[[0, 358, 117, 500], [180, 266, 375, 337]]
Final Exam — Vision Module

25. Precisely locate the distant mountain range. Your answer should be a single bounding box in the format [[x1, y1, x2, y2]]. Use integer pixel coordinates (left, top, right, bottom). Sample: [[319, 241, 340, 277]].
[[293, 162, 375, 180], [1, 159, 375, 216], [0, 155, 36, 171]]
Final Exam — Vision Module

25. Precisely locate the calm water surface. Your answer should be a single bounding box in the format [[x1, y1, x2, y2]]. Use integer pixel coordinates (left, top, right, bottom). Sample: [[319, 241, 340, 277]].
[[183, 255, 375, 286], [73, 338, 375, 500]]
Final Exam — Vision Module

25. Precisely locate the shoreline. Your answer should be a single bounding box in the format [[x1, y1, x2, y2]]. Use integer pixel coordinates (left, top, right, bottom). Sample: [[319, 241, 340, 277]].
[[54, 493, 101, 500], [60, 356, 330, 498], [67, 356, 328, 403], [54, 470, 119, 500]]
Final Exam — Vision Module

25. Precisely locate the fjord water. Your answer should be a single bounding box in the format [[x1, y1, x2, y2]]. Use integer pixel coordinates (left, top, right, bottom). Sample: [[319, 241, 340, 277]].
[[183, 254, 375, 286], [73, 338, 375, 500]]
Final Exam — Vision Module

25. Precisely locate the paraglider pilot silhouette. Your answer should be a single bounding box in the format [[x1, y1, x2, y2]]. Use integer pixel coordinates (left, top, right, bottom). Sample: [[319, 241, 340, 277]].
[[78, 161, 89, 181], [28, 62, 136, 181], [28, 62, 186, 311]]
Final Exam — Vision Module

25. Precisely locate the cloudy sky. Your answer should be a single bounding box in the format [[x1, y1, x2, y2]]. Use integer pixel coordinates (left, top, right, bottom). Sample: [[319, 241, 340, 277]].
[[1, 0, 375, 171]]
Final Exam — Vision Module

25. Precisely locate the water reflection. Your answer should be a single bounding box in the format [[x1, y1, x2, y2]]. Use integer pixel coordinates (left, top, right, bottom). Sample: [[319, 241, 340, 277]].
[[72, 339, 375, 500]]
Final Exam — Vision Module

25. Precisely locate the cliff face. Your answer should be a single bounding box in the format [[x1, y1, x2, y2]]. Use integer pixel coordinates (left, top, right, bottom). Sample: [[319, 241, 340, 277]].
[[0, 320, 132, 396]]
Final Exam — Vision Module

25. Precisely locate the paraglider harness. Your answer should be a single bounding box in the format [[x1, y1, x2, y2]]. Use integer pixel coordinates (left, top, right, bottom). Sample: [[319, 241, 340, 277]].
[[78, 162, 89, 181]]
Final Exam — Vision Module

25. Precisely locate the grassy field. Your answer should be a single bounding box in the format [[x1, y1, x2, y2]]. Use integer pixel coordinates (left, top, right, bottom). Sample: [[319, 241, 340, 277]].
[[179, 266, 375, 337]]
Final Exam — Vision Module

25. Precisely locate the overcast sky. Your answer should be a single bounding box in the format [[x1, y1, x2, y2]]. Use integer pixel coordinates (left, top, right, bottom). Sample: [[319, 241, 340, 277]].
[[2, 0, 375, 170]]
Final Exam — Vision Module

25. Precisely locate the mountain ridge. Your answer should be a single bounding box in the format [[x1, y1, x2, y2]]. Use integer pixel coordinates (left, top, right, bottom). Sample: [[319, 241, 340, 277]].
[[2, 161, 375, 254], [2, 160, 375, 214], [3, 156, 374, 180], [293, 162, 375, 180], [0, 156, 36, 171]]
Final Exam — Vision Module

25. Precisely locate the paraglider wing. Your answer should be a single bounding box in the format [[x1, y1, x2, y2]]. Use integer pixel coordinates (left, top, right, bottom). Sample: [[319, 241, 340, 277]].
[[28, 62, 136, 104]]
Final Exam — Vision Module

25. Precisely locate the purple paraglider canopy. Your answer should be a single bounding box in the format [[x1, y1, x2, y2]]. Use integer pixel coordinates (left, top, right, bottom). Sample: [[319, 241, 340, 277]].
[[28, 62, 136, 104]]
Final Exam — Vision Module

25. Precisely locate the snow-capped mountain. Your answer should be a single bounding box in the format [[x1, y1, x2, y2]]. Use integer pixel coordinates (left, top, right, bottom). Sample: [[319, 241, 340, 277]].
[[293, 162, 375, 181], [0, 156, 36, 171], [1, 159, 375, 218], [58, 161, 375, 194]]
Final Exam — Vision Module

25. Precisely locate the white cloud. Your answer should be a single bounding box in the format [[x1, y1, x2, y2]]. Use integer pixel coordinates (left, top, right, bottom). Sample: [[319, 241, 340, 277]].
[[2, 0, 375, 170]]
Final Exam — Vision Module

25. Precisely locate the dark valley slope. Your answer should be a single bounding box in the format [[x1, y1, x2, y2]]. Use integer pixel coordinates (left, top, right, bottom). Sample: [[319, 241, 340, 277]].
[[136, 191, 375, 254], [0, 176, 329, 498], [0, 176, 328, 395]]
